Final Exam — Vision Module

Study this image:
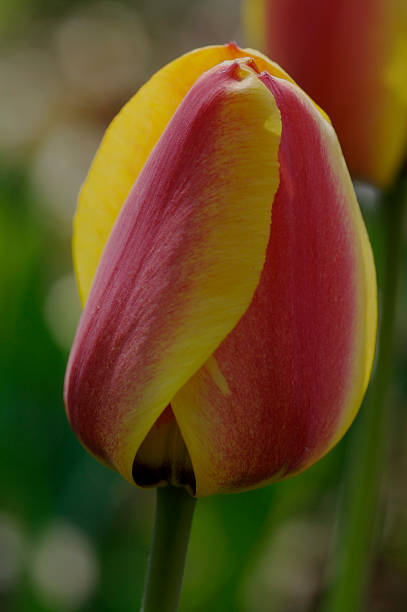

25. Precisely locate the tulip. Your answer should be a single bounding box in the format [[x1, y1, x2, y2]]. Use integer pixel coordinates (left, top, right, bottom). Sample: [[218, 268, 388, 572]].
[[243, 0, 407, 188], [64, 43, 377, 499]]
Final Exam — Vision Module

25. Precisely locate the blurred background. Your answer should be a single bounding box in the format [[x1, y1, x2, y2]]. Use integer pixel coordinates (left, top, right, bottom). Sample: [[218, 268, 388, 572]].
[[0, 1, 406, 611]]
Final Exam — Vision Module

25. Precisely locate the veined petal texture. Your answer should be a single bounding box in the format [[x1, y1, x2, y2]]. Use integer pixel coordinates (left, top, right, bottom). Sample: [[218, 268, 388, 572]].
[[172, 74, 377, 497], [65, 44, 376, 497], [65, 57, 282, 485]]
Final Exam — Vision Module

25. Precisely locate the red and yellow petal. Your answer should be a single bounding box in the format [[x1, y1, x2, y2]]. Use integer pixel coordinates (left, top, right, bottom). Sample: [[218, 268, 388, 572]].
[[245, 0, 407, 187], [171, 74, 377, 497], [64, 58, 282, 485]]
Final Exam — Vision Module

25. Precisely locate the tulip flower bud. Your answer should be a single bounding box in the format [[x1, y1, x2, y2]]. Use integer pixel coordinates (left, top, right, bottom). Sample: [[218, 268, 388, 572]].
[[244, 0, 407, 187], [65, 44, 377, 497]]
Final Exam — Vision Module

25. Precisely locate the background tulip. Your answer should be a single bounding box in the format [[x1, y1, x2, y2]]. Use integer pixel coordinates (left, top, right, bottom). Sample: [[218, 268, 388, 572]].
[[65, 43, 377, 500], [244, 0, 407, 188]]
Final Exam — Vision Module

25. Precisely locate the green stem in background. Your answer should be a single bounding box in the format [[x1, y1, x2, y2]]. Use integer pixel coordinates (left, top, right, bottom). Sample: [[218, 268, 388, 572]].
[[141, 486, 196, 612], [322, 174, 407, 612]]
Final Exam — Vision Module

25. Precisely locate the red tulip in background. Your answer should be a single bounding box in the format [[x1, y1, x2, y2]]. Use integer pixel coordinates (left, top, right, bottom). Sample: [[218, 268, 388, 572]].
[[64, 44, 377, 499], [244, 0, 407, 187]]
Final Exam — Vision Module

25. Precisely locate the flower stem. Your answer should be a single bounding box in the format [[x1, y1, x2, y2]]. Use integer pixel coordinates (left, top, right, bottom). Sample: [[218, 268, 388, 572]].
[[141, 486, 196, 612], [322, 174, 406, 612]]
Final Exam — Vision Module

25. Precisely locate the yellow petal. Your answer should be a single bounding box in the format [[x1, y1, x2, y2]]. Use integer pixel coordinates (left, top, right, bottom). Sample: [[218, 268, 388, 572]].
[[74, 43, 291, 303]]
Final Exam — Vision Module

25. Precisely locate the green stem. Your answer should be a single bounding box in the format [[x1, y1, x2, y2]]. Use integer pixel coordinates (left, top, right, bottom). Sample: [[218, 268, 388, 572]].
[[322, 175, 407, 612], [141, 486, 196, 612]]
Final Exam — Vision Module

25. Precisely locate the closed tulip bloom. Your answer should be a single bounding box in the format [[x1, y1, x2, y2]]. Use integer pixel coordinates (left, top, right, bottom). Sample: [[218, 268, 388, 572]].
[[64, 44, 377, 498], [244, 0, 407, 187]]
